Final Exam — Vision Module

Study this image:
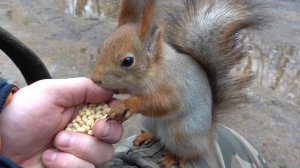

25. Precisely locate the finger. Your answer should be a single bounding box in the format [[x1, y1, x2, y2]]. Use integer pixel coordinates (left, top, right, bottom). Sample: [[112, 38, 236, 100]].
[[42, 149, 95, 168], [93, 119, 123, 144], [33, 77, 113, 107], [54, 131, 114, 165]]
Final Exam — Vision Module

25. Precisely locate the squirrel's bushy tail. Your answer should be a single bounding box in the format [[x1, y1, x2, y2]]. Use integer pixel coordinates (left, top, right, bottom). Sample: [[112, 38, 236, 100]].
[[166, 0, 266, 113]]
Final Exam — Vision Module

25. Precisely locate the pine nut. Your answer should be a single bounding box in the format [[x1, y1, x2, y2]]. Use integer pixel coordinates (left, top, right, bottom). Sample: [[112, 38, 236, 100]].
[[65, 103, 110, 136]]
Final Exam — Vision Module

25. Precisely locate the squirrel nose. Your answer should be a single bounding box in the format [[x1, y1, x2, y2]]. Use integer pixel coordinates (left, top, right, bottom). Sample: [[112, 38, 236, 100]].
[[94, 80, 102, 85], [91, 76, 102, 85], [91, 73, 102, 85]]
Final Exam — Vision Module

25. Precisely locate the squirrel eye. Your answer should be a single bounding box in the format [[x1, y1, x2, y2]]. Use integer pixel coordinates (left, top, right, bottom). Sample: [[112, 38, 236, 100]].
[[121, 57, 134, 67]]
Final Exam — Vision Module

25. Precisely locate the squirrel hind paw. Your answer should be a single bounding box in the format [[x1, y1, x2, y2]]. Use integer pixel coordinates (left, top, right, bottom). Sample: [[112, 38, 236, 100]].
[[133, 130, 155, 146], [159, 153, 185, 168]]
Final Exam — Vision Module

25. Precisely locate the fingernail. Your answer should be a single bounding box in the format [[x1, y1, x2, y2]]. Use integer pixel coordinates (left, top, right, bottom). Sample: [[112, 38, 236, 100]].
[[57, 132, 74, 148], [43, 150, 57, 163], [106, 116, 112, 121], [101, 122, 111, 137]]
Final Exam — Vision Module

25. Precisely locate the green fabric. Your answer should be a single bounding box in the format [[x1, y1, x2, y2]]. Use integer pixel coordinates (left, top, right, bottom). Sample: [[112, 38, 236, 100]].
[[100, 124, 269, 168]]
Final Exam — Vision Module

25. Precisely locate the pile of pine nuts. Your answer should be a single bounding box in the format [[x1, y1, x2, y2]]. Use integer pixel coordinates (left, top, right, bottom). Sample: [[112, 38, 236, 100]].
[[65, 103, 110, 136]]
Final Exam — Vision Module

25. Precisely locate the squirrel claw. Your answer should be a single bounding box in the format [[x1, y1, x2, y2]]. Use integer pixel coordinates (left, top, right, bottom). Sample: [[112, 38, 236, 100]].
[[159, 154, 185, 168], [106, 102, 131, 123], [133, 130, 155, 146]]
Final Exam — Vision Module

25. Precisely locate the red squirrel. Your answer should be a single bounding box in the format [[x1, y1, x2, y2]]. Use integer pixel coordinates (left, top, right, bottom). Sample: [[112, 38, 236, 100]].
[[92, 0, 265, 167]]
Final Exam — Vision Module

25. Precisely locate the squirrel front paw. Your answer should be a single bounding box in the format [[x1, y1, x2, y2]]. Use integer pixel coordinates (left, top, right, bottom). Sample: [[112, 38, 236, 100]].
[[106, 102, 132, 123]]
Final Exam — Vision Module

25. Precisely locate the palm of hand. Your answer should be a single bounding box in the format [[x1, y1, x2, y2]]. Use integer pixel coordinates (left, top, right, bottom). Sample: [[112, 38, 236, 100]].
[[0, 83, 75, 165]]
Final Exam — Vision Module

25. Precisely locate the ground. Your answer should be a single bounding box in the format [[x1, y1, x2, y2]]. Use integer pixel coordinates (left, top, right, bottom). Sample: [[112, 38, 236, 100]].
[[0, 0, 299, 167]]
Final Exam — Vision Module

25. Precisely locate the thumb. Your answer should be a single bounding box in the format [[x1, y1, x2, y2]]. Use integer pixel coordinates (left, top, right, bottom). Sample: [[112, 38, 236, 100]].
[[31, 77, 113, 107]]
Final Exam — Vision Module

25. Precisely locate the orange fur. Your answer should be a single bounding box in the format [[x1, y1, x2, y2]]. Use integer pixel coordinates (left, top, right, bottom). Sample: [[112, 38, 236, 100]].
[[160, 154, 185, 168], [118, 0, 143, 27], [138, 0, 156, 39], [92, 0, 266, 167], [122, 85, 180, 117], [133, 130, 155, 146], [172, 121, 184, 143]]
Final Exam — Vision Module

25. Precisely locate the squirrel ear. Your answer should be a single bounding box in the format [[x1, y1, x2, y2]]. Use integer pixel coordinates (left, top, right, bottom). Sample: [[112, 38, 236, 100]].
[[138, 0, 161, 55], [118, 0, 143, 27], [138, 0, 156, 40]]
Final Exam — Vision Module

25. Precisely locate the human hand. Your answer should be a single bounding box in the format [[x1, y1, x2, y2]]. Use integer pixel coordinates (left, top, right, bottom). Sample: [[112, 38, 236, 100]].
[[0, 77, 123, 168]]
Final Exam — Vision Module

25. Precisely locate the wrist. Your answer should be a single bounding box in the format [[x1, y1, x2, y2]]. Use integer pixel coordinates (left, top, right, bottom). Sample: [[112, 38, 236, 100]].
[[0, 82, 18, 112], [0, 156, 21, 168], [0, 82, 18, 160]]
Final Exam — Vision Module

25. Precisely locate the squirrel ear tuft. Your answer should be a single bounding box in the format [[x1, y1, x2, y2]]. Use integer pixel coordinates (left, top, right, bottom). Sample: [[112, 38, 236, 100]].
[[118, 0, 143, 27], [138, 0, 156, 40]]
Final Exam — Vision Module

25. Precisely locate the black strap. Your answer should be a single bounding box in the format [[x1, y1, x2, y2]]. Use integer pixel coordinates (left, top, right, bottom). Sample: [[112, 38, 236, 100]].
[[0, 156, 21, 168], [0, 26, 51, 85]]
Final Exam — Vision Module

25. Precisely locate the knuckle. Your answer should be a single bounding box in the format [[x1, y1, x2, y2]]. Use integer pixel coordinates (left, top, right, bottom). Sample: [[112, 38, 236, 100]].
[[93, 144, 114, 165], [103, 145, 114, 162]]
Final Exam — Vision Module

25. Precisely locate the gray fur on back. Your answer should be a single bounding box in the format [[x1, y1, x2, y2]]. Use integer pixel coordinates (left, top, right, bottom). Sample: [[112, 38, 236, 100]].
[[141, 43, 213, 158]]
